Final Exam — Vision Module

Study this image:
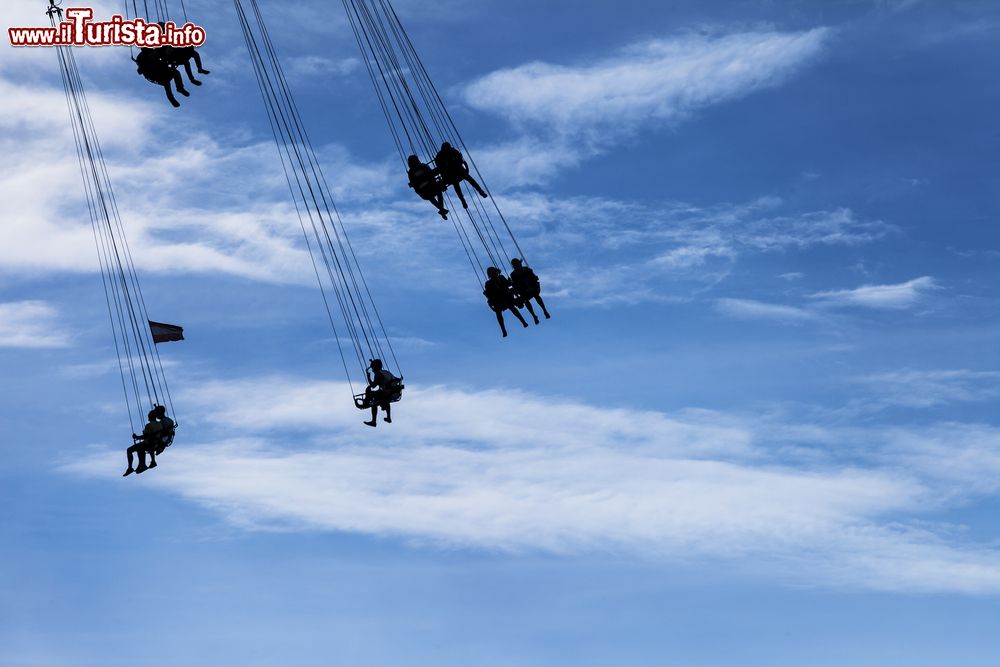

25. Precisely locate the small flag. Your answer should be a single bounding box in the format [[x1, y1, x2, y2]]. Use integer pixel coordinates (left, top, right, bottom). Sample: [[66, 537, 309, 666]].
[[149, 320, 184, 344]]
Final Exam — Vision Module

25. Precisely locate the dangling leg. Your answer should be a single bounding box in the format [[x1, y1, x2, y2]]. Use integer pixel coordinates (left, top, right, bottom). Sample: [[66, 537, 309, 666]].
[[452, 180, 469, 209], [494, 307, 508, 337], [171, 68, 190, 97], [522, 299, 540, 324], [534, 294, 551, 319], [432, 193, 449, 220], [124, 444, 139, 476], [135, 447, 149, 473], [183, 60, 202, 86], [383, 400, 392, 424], [161, 82, 180, 108], [364, 390, 377, 427], [464, 173, 488, 198], [192, 50, 210, 74], [509, 304, 529, 329], [147, 447, 158, 470]]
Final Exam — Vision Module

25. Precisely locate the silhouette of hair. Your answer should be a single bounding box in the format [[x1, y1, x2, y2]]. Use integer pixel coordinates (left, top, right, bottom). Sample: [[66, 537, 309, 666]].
[[510, 258, 522, 268], [370, 358, 383, 370], [487, 266, 500, 278], [441, 141, 452, 150], [407, 154, 420, 167]]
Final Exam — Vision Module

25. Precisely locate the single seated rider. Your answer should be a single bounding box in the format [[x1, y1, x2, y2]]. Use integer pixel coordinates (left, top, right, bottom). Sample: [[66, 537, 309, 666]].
[[407, 155, 448, 220], [509, 258, 550, 324], [123, 405, 175, 476], [363, 359, 400, 428], [483, 266, 528, 338], [434, 141, 488, 209], [135, 47, 189, 108]]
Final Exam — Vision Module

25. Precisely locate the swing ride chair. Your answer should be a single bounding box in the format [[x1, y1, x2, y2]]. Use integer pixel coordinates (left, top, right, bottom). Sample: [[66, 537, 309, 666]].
[[353, 378, 405, 411], [132, 427, 177, 452]]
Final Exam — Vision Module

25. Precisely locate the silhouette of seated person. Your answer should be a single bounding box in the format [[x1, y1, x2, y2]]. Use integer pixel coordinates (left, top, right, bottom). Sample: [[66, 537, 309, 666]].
[[135, 47, 189, 108], [483, 266, 528, 337], [156, 23, 210, 86], [407, 155, 448, 220], [510, 258, 550, 324], [123, 405, 175, 476], [434, 141, 487, 209], [363, 358, 400, 427]]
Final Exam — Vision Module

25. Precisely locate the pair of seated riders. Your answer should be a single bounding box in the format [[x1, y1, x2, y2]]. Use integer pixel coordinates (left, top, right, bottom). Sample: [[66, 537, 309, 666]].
[[123, 405, 175, 476], [407, 142, 487, 220], [483, 258, 551, 337], [135, 23, 210, 107]]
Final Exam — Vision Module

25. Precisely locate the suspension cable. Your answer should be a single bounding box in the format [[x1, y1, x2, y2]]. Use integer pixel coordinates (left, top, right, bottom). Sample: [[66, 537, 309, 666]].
[[48, 1, 177, 431], [342, 0, 533, 290], [235, 0, 403, 392]]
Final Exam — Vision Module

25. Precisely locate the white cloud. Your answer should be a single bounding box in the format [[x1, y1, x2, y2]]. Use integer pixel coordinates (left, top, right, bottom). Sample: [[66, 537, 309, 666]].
[[0, 300, 70, 348], [62, 375, 1000, 594], [812, 276, 939, 309], [287, 55, 361, 79], [0, 35, 884, 312], [858, 369, 1000, 408], [0, 70, 371, 284], [502, 195, 890, 306], [716, 298, 821, 323], [460, 29, 831, 187], [464, 29, 829, 138], [0, 70, 890, 307]]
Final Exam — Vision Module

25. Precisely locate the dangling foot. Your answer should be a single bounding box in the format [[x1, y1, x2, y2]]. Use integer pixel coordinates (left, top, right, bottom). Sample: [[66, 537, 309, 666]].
[[147, 460, 158, 470], [198, 68, 211, 74], [460, 198, 469, 209], [135, 463, 149, 474], [384, 417, 392, 424], [478, 189, 488, 198], [364, 420, 377, 428], [544, 312, 551, 319], [178, 87, 190, 97], [522, 321, 529, 328], [190, 78, 202, 86], [501, 330, 508, 338], [170, 98, 181, 108], [438, 209, 449, 220], [533, 316, 540, 325], [123, 467, 135, 477]]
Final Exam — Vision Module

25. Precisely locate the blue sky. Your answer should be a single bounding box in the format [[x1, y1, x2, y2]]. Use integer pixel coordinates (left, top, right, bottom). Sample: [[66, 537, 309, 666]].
[[2, 0, 1000, 664]]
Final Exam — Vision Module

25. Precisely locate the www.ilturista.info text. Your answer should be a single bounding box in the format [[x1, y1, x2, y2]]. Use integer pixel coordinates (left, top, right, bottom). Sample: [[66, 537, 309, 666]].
[[8, 8, 206, 47]]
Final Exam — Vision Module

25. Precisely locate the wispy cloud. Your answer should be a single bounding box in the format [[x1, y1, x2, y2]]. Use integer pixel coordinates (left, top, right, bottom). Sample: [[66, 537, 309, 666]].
[[0, 69, 392, 285], [811, 276, 939, 309], [0, 67, 891, 308], [506, 195, 891, 305], [287, 55, 361, 79], [62, 375, 1000, 594], [463, 29, 830, 184], [716, 298, 821, 323], [464, 29, 830, 137], [0, 301, 70, 348], [857, 369, 1000, 408]]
